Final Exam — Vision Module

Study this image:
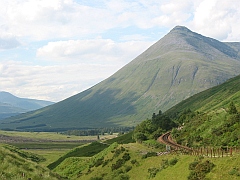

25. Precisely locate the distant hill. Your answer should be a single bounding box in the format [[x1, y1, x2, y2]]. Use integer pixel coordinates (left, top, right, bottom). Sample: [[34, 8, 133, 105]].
[[2, 26, 240, 131], [0, 91, 54, 120]]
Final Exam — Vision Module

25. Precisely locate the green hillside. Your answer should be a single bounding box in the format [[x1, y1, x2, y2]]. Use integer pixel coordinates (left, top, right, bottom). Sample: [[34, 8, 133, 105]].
[[2, 26, 240, 131], [0, 144, 64, 180], [165, 74, 240, 117], [49, 68, 240, 180], [164, 74, 240, 149], [52, 142, 240, 180]]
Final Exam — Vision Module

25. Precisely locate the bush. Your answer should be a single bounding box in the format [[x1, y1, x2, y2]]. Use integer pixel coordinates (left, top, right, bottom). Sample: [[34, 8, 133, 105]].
[[111, 159, 125, 171], [119, 174, 130, 180], [130, 159, 139, 166], [142, 152, 157, 159], [169, 157, 178, 166], [189, 161, 199, 170], [148, 167, 160, 178], [188, 160, 215, 180], [195, 160, 215, 174], [94, 157, 104, 167], [228, 167, 240, 176], [161, 159, 169, 169], [102, 159, 110, 167], [122, 153, 131, 161], [124, 165, 132, 172]]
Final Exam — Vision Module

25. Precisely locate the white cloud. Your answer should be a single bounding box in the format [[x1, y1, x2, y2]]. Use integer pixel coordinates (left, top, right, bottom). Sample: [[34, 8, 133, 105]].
[[0, 0, 193, 41], [36, 39, 153, 64], [1, 38, 153, 102], [0, 61, 119, 102], [1, 0, 240, 102], [0, 0, 116, 40], [1, 0, 239, 42], [191, 0, 240, 41]]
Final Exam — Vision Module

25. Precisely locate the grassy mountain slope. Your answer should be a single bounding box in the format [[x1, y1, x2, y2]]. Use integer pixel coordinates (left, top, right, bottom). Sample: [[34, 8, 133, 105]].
[[52, 142, 240, 180], [165, 74, 240, 117], [0, 144, 63, 180], [44, 75, 240, 179], [2, 26, 240, 131], [163, 74, 240, 148], [0, 91, 54, 120]]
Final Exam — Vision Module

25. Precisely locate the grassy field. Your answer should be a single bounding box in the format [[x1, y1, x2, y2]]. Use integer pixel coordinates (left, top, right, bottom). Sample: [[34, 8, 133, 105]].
[[53, 142, 240, 180], [0, 130, 99, 141], [0, 130, 117, 169]]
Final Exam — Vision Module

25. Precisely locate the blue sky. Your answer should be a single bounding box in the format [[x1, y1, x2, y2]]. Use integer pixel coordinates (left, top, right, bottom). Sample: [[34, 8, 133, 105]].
[[0, 0, 240, 102]]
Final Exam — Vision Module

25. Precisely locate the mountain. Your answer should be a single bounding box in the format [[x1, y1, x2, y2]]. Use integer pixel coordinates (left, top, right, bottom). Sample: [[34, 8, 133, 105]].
[[45, 73, 240, 180], [0, 91, 54, 120], [2, 26, 240, 131], [165, 73, 240, 149], [165, 74, 240, 117]]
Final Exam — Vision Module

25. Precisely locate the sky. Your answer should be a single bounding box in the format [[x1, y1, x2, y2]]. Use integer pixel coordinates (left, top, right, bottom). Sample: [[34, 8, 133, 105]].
[[1, 0, 240, 102]]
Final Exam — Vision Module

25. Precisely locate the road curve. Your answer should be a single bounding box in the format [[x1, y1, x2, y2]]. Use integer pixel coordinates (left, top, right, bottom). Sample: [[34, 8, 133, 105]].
[[158, 131, 192, 151]]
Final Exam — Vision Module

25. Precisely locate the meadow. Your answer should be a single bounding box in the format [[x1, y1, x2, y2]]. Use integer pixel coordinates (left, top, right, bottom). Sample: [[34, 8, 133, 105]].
[[0, 130, 117, 168]]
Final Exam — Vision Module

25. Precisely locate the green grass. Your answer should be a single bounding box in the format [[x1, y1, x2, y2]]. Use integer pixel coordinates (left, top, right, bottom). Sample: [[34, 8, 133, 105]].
[[0, 143, 64, 180], [166, 74, 240, 117], [24, 149, 69, 167], [0, 130, 98, 141], [48, 141, 109, 170], [104, 131, 135, 145], [9, 142, 84, 149], [52, 141, 240, 180]]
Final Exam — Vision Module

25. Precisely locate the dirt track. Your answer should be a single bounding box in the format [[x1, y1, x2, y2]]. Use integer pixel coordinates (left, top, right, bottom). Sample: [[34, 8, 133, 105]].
[[158, 132, 192, 151]]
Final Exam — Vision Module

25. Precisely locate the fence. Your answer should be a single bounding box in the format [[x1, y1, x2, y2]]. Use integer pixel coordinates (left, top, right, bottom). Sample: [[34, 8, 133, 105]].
[[172, 146, 240, 157]]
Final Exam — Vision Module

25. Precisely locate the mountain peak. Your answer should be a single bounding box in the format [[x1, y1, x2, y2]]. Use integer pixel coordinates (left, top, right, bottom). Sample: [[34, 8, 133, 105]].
[[170, 25, 191, 33]]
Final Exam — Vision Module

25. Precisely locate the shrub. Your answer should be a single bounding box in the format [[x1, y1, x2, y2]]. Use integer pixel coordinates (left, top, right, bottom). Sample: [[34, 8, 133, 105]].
[[113, 147, 125, 158], [169, 157, 178, 166], [189, 161, 199, 170], [130, 159, 139, 166], [161, 159, 169, 169], [119, 174, 130, 180], [122, 153, 131, 161], [195, 160, 215, 174], [94, 157, 104, 167], [228, 167, 240, 176], [102, 159, 110, 167], [188, 160, 215, 180], [142, 152, 157, 159], [124, 165, 132, 172], [148, 167, 160, 178], [111, 159, 125, 171]]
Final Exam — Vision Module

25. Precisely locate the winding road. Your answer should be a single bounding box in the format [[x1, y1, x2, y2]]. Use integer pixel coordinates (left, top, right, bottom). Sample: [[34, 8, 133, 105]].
[[158, 131, 192, 151]]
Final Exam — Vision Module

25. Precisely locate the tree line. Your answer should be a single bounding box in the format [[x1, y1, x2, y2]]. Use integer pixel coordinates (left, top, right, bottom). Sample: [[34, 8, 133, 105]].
[[62, 127, 134, 136]]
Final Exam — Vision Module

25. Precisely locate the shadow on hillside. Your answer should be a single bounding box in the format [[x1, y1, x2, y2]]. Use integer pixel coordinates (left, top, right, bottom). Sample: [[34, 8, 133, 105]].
[[0, 88, 140, 130], [76, 88, 140, 126]]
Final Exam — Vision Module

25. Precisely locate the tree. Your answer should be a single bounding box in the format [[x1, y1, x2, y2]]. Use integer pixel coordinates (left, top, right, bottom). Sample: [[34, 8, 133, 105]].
[[229, 102, 238, 114], [133, 132, 147, 142]]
